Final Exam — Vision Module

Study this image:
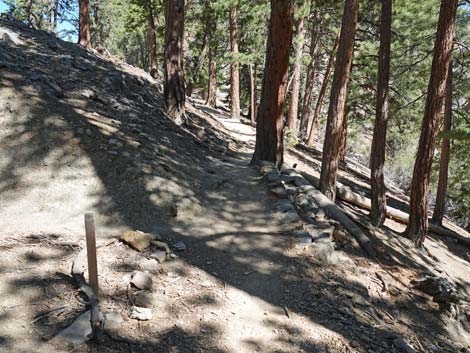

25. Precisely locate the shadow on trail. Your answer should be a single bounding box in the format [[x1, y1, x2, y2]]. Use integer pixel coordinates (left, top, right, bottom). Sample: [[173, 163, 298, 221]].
[[0, 17, 465, 353]]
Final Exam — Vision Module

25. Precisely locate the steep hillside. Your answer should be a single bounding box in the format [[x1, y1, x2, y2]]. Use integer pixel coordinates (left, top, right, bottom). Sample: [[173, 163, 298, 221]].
[[1, 16, 470, 353]]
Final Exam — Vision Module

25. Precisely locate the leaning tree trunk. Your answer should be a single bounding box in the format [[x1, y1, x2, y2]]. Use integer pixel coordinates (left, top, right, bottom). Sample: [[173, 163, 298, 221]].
[[406, 0, 457, 247], [78, 0, 91, 48], [299, 10, 320, 141], [319, 0, 359, 200], [306, 33, 339, 147], [187, 34, 208, 97], [164, 0, 186, 125], [229, 7, 240, 119], [250, 0, 294, 168], [370, 0, 392, 226], [432, 60, 453, 225], [147, 2, 158, 78], [286, 12, 306, 131]]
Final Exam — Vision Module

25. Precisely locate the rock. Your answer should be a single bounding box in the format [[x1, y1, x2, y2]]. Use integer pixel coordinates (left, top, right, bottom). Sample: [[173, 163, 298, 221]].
[[50, 310, 93, 349], [129, 306, 152, 321], [333, 229, 349, 244], [304, 224, 335, 241], [314, 209, 327, 221], [313, 241, 338, 264], [150, 250, 167, 263], [392, 337, 417, 353], [120, 230, 153, 252], [265, 170, 281, 184], [80, 88, 96, 100], [102, 312, 123, 331], [284, 184, 297, 195], [293, 176, 309, 187], [280, 175, 295, 184], [172, 241, 187, 251], [139, 258, 159, 274], [260, 164, 275, 175], [292, 231, 313, 248], [133, 291, 155, 308], [273, 199, 294, 213], [46, 81, 64, 98], [411, 276, 461, 305], [271, 187, 288, 198], [276, 210, 301, 223], [131, 271, 153, 290], [298, 185, 315, 193]]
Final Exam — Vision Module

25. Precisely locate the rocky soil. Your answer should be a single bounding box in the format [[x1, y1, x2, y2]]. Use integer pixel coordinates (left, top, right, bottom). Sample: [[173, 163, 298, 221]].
[[0, 15, 469, 353]]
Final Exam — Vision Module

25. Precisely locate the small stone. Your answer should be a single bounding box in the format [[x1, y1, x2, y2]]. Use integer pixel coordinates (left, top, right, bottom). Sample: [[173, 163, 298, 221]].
[[131, 271, 153, 290], [260, 164, 275, 175], [102, 312, 123, 331], [129, 306, 152, 321], [298, 185, 315, 193], [276, 210, 301, 223], [77, 127, 84, 135], [80, 88, 96, 100], [265, 170, 281, 183], [120, 230, 153, 252], [133, 291, 155, 308], [304, 225, 335, 241], [293, 176, 309, 187], [292, 231, 313, 248], [273, 199, 294, 213], [50, 310, 92, 348], [139, 258, 159, 274], [393, 337, 417, 353], [313, 241, 338, 264], [150, 250, 167, 263], [314, 209, 327, 221], [271, 187, 288, 198], [284, 185, 297, 195], [172, 241, 187, 251]]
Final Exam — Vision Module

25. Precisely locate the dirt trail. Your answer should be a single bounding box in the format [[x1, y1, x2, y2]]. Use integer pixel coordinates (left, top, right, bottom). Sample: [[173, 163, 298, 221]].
[[0, 17, 469, 353]]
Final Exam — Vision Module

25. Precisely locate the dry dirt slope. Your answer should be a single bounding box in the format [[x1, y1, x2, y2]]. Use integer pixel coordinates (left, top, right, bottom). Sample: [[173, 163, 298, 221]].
[[0, 15, 470, 353]]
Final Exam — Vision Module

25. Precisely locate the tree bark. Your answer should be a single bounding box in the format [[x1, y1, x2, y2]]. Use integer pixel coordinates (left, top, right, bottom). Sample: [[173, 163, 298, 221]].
[[164, 0, 186, 125], [339, 106, 349, 162], [147, 2, 158, 78], [432, 60, 453, 225], [299, 10, 320, 141], [306, 33, 339, 147], [250, 0, 294, 168], [319, 0, 359, 200], [405, 0, 457, 247], [370, 0, 392, 226], [78, 0, 91, 48], [286, 12, 306, 131], [229, 7, 240, 119], [206, 5, 217, 108], [249, 63, 257, 124]]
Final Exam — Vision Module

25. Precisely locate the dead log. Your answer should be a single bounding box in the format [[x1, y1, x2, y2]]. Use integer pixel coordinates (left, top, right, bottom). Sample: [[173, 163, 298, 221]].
[[336, 185, 470, 248]]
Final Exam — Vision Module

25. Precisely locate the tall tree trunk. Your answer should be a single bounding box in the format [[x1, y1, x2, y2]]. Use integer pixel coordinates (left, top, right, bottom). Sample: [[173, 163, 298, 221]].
[[370, 0, 392, 226], [405, 0, 457, 247], [250, 0, 294, 168], [206, 6, 217, 108], [78, 0, 91, 48], [164, 0, 186, 125], [306, 33, 339, 147], [339, 106, 349, 162], [319, 0, 359, 200], [207, 45, 217, 107], [432, 60, 453, 225], [299, 10, 320, 141], [147, 3, 158, 78], [92, 1, 102, 46], [52, 0, 59, 33], [229, 7, 240, 119], [249, 63, 257, 124], [286, 12, 306, 131]]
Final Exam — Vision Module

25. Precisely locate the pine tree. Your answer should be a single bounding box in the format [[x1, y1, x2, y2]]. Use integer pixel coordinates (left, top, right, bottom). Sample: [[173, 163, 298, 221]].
[[405, 0, 457, 246], [319, 0, 359, 200], [250, 0, 294, 168], [78, 0, 91, 48], [370, 0, 392, 226], [164, 0, 186, 124], [229, 5, 240, 119]]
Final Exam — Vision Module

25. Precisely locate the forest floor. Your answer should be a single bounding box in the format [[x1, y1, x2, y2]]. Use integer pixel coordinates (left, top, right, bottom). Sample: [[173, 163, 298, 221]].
[[0, 16, 470, 353]]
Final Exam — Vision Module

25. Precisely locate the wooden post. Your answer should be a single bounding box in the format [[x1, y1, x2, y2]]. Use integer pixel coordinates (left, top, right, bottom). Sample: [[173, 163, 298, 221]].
[[85, 213, 99, 298]]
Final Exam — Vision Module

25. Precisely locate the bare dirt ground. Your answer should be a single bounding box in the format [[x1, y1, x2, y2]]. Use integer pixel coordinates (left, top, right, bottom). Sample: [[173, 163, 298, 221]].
[[1, 16, 470, 353]]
